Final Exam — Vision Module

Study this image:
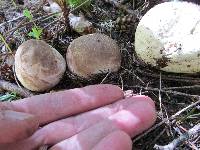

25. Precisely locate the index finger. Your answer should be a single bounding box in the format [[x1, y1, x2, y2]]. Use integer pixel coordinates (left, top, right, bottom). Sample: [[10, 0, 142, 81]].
[[0, 110, 39, 144], [1, 84, 124, 125]]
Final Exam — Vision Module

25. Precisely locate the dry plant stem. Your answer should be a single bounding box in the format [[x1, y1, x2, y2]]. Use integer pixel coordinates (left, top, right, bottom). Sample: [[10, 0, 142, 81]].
[[0, 15, 24, 27], [1, 0, 90, 45], [136, 69, 200, 84], [132, 0, 135, 10], [154, 123, 200, 150], [0, 18, 26, 48], [150, 128, 167, 148], [62, 2, 71, 32], [44, 18, 60, 29], [126, 85, 200, 97], [159, 73, 164, 119], [70, 0, 92, 12], [133, 97, 200, 143], [11, 0, 17, 7], [0, 13, 58, 49], [5, 12, 60, 36], [121, 68, 145, 85], [0, 4, 43, 44], [163, 85, 200, 90], [100, 72, 111, 84], [0, 79, 34, 97], [0, 33, 12, 52]]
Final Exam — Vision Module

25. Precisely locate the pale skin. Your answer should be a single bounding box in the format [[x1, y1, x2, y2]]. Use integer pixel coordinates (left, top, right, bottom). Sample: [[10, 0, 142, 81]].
[[0, 84, 156, 150]]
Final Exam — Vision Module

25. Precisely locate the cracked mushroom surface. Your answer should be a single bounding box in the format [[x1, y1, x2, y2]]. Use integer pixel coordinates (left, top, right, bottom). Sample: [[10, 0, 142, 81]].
[[66, 33, 121, 78], [135, 1, 200, 73], [15, 39, 66, 92]]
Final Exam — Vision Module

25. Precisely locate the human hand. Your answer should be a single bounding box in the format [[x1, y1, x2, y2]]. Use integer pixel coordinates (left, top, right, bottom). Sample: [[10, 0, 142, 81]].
[[0, 84, 156, 150]]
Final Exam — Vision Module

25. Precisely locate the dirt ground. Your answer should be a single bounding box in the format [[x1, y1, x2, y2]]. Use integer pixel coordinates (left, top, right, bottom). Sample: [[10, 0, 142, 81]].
[[0, 0, 200, 149]]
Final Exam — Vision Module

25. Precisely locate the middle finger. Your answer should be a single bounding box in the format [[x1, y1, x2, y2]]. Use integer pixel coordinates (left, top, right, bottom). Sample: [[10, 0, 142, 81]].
[[3, 95, 155, 150]]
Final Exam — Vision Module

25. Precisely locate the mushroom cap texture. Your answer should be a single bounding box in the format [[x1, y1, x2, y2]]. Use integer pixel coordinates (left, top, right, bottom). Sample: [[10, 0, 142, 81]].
[[66, 33, 121, 78], [15, 39, 66, 91], [135, 1, 200, 73]]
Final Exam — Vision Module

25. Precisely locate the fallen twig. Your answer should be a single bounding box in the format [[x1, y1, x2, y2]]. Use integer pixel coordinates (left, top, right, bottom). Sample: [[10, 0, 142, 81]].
[[4, 12, 60, 37], [125, 85, 200, 98], [162, 85, 200, 90], [136, 69, 200, 84], [0, 79, 33, 97], [0, 12, 59, 49], [154, 123, 200, 150], [0, 33, 12, 52], [0, 15, 23, 28], [133, 97, 200, 142]]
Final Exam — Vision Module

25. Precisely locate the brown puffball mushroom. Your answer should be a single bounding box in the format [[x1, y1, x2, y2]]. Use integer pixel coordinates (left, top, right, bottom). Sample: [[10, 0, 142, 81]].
[[15, 39, 66, 92], [66, 33, 121, 78]]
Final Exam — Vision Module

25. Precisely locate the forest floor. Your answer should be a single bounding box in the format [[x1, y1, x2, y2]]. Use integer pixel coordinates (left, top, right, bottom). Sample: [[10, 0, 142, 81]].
[[0, 0, 200, 149]]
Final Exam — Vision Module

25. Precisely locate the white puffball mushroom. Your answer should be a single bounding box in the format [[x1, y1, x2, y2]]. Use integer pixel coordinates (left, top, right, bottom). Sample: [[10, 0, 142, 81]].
[[43, 0, 62, 13], [66, 33, 121, 78], [43, 1, 94, 35], [15, 39, 66, 92], [135, 1, 200, 73], [69, 13, 94, 35]]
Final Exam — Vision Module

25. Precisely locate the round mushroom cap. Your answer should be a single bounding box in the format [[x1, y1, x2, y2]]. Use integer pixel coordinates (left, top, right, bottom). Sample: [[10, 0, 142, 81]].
[[135, 2, 200, 73], [66, 33, 121, 78], [15, 39, 66, 91]]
